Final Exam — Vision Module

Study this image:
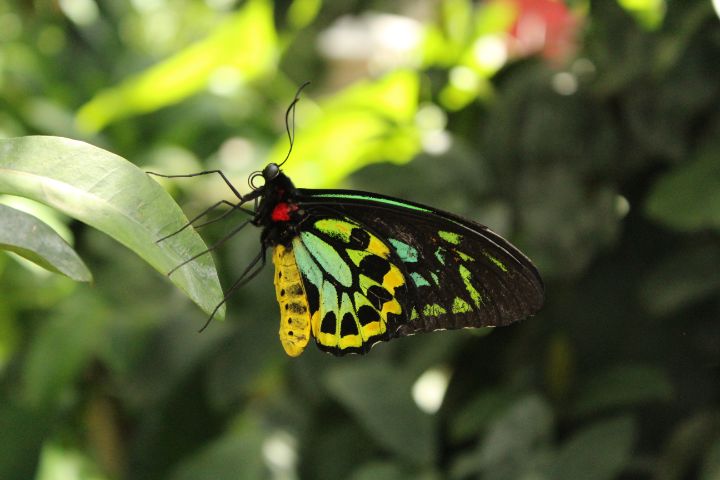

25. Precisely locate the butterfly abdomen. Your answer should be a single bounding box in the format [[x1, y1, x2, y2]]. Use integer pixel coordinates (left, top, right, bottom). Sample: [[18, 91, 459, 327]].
[[272, 244, 311, 357]]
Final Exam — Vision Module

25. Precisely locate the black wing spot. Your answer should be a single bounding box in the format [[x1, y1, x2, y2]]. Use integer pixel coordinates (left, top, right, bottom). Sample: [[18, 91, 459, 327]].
[[321, 311, 337, 334], [367, 285, 392, 310], [357, 305, 380, 326], [280, 289, 286, 296], [304, 281, 320, 314], [349, 228, 370, 249], [340, 312, 359, 336], [288, 330, 294, 336], [288, 284, 304, 295], [278, 271, 282, 279], [359, 255, 391, 283], [288, 302, 307, 314]]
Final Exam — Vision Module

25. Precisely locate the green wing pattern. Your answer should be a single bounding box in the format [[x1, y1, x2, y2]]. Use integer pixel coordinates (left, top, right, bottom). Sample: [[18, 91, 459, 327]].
[[298, 190, 544, 343], [291, 217, 408, 355]]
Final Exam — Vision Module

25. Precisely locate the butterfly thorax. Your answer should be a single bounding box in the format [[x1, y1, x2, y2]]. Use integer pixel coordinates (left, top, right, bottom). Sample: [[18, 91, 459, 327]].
[[257, 171, 305, 247]]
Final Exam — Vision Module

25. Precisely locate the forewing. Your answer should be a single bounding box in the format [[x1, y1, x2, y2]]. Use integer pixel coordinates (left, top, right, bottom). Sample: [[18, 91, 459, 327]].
[[298, 189, 544, 336]]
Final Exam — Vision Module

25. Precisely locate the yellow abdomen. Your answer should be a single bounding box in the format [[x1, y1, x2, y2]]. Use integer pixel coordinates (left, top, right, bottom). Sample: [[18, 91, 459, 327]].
[[272, 244, 311, 357]]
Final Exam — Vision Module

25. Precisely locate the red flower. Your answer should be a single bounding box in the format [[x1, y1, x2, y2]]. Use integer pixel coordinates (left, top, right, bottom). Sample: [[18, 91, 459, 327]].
[[505, 0, 581, 62]]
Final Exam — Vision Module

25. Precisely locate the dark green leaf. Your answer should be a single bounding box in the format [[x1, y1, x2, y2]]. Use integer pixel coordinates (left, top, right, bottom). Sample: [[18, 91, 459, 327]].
[[0, 203, 91, 281], [324, 362, 435, 465], [571, 364, 673, 417], [640, 243, 720, 315], [655, 412, 720, 480], [0, 403, 48, 480], [452, 394, 554, 479], [700, 439, 720, 480], [22, 293, 108, 407], [646, 146, 720, 232], [448, 388, 516, 443], [550, 416, 636, 480], [168, 420, 267, 480]]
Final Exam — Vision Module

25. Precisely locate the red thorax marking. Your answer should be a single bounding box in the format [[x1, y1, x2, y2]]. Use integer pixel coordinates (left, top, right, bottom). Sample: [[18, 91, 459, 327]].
[[271, 202, 298, 222]]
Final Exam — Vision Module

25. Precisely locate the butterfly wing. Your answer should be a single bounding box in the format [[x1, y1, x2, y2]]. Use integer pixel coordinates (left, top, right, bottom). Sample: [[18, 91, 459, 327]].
[[296, 189, 544, 340], [288, 217, 409, 355]]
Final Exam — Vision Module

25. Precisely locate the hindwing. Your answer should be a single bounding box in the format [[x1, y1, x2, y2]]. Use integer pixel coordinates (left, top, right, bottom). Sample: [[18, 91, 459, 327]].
[[290, 217, 408, 355]]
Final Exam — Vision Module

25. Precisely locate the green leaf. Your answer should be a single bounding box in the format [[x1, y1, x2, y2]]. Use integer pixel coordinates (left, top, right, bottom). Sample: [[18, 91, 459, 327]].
[[448, 388, 516, 443], [76, 0, 277, 132], [617, 0, 666, 30], [640, 243, 720, 315], [646, 146, 720, 232], [571, 364, 673, 417], [324, 362, 435, 465], [550, 416, 636, 480], [451, 394, 554, 479], [475, 395, 554, 468], [0, 402, 49, 480], [656, 412, 720, 480], [275, 71, 421, 188], [349, 462, 406, 480], [0, 136, 224, 320], [700, 439, 720, 480], [168, 420, 267, 480], [0, 203, 91, 281], [22, 293, 108, 406], [349, 461, 441, 480]]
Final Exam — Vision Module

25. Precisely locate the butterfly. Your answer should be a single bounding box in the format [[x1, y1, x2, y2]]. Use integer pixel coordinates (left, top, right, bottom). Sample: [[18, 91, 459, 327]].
[[149, 84, 544, 357]]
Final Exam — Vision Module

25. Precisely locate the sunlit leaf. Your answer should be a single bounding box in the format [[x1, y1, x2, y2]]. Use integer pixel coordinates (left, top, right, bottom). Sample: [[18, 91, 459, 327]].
[[0, 203, 91, 281], [550, 416, 636, 480], [571, 364, 673, 417], [0, 136, 224, 319], [617, 0, 666, 30], [287, 0, 323, 30], [76, 0, 277, 132], [324, 362, 435, 465], [35, 442, 110, 480], [274, 71, 421, 188]]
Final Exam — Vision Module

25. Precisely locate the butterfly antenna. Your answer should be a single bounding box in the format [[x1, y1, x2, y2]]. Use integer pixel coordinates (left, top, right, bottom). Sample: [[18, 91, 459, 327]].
[[277, 81, 311, 168]]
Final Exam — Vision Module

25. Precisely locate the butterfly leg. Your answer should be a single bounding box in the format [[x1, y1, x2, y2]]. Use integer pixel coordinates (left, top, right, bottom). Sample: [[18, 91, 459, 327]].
[[167, 218, 253, 276], [147, 169, 245, 201], [156, 200, 255, 243], [199, 247, 267, 332]]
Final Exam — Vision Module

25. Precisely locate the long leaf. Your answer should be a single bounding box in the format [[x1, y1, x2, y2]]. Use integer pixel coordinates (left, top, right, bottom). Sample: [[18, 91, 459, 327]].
[[0, 135, 225, 319], [0, 204, 91, 281]]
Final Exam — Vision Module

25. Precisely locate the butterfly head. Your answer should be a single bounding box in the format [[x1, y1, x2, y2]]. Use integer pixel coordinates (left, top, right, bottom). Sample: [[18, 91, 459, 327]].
[[263, 162, 280, 181], [248, 162, 283, 193]]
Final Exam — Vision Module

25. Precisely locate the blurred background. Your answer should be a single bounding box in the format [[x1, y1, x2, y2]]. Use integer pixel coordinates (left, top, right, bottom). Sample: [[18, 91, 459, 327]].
[[1, 0, 720, 479]]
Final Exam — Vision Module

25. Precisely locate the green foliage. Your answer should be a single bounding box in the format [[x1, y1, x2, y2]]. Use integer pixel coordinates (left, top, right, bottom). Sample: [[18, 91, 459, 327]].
[[0, 204, 91, 281], [0, 136, 224, 319], [1, 0, 719, 479]]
